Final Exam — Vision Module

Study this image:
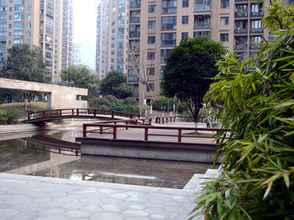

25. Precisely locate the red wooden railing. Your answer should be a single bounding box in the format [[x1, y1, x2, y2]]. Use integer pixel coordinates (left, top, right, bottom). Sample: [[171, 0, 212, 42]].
[[82, 122, 229, 144], [27, 108, 141, 121]]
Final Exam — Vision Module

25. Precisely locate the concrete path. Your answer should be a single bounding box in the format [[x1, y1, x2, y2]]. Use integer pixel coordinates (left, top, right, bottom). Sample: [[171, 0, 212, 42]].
[[0, 173, 202, 220]]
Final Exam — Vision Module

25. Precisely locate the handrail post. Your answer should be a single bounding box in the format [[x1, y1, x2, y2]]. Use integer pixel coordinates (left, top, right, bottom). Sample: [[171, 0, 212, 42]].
[[144, 127, 148, 141], [83, 124, 87, 137], [126, 121, 128, 130], [77, 109, 79, 116], [113, 126, 117, 140], [111, 111, 114, 119], [72, 109, 74, 116], [178, 129, 182, 143], [100, 125, 103, 134], [94, 109, 96, 117]]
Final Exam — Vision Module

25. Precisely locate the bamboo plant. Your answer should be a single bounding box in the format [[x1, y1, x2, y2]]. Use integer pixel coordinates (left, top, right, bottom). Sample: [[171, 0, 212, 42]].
[[193, 1, 294, 219]]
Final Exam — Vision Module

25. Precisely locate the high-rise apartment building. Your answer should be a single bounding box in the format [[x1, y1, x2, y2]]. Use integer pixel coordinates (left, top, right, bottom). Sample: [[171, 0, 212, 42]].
[[39, 0, 64, 82], [0, 0, 71, 82], [0, 0, 41, 69], [96, 0, 128, 80], [127, 0, 292, 104], [62, 0, 73, 71]]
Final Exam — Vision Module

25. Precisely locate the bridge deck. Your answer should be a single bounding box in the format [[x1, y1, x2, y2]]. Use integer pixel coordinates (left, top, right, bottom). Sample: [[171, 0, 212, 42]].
[[24, 108, 141, 124]]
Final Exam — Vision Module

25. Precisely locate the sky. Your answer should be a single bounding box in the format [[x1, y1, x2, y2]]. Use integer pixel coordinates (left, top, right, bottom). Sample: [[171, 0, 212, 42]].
[[73, 0, 97, 70]]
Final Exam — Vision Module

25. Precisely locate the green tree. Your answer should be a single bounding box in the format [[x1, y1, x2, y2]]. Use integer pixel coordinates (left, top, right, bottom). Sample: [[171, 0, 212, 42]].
[[100, 71, 132, 99], [194, 2, 294, 219], [61, 65, 100, 97], [0, 44, 49, 106], [162, 38, 225, 122], [1, 44, 49, 82]]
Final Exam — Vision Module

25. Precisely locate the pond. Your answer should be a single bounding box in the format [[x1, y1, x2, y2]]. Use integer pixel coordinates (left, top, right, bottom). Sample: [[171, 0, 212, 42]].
[[0, 120, 212, 189]]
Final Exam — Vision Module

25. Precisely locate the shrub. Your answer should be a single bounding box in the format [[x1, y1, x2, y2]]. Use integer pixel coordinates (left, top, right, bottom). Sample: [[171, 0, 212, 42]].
[[152, 96, 175, 111], [91, 95, 140, 114]]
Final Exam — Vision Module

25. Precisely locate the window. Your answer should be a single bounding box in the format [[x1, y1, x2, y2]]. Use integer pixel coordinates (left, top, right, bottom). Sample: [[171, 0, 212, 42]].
[[146, 67, 155, 76], [250, 36, 262, 49], [162, 0, 177, 14], [193, 31, 210, 38], [181, 32, 189, 40], [220, 16, 229, 27], [147, 83, 155, 92], [220, 0, 229, 8], [182, 0, 189, 7], [160, 49, 172, 64], [161, 33, 176, 47], [148, 20, 156, 31], [147, 51, 156, 60], [148, 4, 156, 13], [220, 33, 229, 42], [161, 16, 176, 31], [148, 36, 156, 44], [194, 0, 211, 11], [251, 19, 262, 32], [251, 3, 263, 16], [194, 15, 210, 29], [182, 16, 189, 24], [235, 4, 248, 17]]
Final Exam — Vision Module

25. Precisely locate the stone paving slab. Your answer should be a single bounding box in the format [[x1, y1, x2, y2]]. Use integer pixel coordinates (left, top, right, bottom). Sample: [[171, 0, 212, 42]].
[[0, 173, 201, 220]]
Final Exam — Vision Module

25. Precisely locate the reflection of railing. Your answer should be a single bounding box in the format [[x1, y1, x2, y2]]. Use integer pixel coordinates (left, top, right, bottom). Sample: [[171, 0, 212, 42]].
[[82, 123, 229, 144]]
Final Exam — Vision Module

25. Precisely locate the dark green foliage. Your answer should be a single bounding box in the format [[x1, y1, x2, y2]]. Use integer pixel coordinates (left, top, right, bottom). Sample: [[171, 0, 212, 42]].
[[61, 65, 100, 97], [152, 96, 175, 112], [0, 103, 47, 124], [91, 95, 140, 114], [100, 71, 132, 99], [0, 44, 49, 82], [162, 38, 225, 122], [194, 2, 294, 220]]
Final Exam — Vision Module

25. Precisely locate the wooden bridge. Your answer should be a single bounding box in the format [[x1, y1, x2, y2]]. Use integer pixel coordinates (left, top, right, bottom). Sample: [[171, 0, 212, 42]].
[[24, 108, 141, 124]]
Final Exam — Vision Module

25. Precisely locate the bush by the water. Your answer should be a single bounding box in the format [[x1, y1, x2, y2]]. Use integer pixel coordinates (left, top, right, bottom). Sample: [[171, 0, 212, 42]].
[[0, 107, 22, 124], [90, 96, 140, 114], [0, 102, 47, 124]]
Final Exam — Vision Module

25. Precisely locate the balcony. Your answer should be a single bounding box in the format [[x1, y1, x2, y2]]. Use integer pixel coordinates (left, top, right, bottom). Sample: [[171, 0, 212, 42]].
[[129, 17, 140, 23], [251, 28, 263, 33], [161, 24, 176, 31], [194, 23, 210, 29], [235, 10, 248, 18], [129, 32, 140, 38], [251, 10, 263, 17], [161, 7, 177, 14], [235, 27, 247, 34], [235, 0, 248, 3], [161, 40, 176, 47], [194, 4, 210, 12], [130, 0, 141, 9], [234, 43, 247, 50], [250, 43, 261, 50]]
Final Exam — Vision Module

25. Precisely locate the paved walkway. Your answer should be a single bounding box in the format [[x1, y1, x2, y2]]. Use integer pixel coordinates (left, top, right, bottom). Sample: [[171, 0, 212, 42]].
[[0, 173, 202, 220]]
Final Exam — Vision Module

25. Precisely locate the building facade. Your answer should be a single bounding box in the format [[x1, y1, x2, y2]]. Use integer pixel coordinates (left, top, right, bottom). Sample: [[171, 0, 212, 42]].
[[0, 0, 41, 69], [0, 0, 70, 83], [127, 0, 292, 104], [61, 0, 73, 71], [96, 0, 128, 80]]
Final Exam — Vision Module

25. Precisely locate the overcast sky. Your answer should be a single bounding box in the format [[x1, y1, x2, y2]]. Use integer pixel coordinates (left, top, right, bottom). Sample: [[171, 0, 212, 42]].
[[73, 0, 97, 70]]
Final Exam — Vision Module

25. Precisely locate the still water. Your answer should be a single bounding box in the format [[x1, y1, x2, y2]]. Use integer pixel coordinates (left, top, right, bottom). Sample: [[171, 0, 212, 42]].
[[0, 120, 212, 189]]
